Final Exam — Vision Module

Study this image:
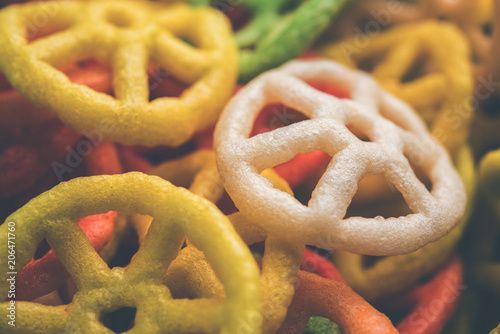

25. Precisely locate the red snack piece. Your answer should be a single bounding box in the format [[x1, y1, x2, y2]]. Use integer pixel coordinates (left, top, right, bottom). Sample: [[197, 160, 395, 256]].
[[300, 247, 345, 282], [61, 60, 113, 95], [0, 60, 112, 129], [148, 63, 189, 99], [251, 81, 349, 188], [84, 142, 123, 176], [116, 145, 153, 173], [0, 60, 113, 198], [193, 126, 216, 149], [395, 255, 464, 334], [0, 119, 81, 199], [274, 151, 332, 189]]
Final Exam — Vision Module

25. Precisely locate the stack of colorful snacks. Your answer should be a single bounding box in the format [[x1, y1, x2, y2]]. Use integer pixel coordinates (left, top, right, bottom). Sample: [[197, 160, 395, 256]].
[[0, 0, 498, 333]]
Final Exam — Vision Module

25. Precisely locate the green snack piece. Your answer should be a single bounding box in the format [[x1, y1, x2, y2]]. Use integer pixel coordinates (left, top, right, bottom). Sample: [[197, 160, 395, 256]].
[[192, 0, 350, 82], [304, 316, 341, 334]]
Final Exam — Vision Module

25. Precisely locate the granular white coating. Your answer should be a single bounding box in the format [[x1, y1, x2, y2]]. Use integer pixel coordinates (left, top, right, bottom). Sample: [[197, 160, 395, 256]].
[[214, 60, 466, 256]]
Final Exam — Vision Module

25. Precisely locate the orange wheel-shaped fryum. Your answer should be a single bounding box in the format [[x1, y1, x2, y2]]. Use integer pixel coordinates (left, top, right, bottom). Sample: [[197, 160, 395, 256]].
[[0, 1, 237, 146]]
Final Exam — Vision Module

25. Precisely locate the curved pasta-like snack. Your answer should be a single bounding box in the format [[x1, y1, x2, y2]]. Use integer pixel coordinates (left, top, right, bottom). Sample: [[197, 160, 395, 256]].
[[276, 270, 397, 334], [396, 255, 464, 334]]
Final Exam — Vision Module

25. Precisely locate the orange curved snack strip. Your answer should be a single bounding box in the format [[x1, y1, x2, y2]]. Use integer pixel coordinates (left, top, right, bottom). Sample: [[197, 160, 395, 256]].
[[277, 270, 398, 334]]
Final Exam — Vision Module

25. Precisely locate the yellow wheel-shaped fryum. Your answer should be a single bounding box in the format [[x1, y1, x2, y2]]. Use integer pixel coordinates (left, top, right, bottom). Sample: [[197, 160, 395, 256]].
[[133, 149, 304, 334], [0, 1, 237, 146], [0, 173, 260, 333], [322, 20, 473, 157], [166, 213, 304, 334], [332, 0, 491, 64]]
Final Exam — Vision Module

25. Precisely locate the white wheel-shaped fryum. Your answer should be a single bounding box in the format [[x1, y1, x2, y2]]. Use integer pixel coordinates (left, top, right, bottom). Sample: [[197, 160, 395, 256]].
[[214, 60, 466, 256]]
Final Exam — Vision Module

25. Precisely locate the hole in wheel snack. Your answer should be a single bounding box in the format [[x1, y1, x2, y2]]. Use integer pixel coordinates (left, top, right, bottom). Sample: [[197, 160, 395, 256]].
[[100, 307, 137, 333], [345, 123, 372, 142], [357, 54, 384, 73], [351, 174, 402, 204], [58, 59, 113, 96], [147, 64, 191, 100], [31, 290, 66, 306], [404, 152, 433, 191], [251, 104, 309, 136], [106, 223, 139, 269], [34, 238, 52, 260], [345, 178, 413, 219], [180, 36, 197, 48], [362, 255, 384, 269], [282, 151, 332, 204], [401, 55, 438, 83]]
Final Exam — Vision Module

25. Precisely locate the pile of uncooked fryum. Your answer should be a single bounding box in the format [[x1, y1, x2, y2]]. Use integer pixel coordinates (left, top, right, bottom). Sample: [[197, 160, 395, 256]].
[[0, 0, 498, 333]]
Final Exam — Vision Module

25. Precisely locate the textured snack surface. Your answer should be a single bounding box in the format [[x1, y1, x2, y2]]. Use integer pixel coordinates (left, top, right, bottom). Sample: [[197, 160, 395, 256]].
[[215, 59, 466, 255], [322, 20, 473, 156], [0, 1, 237, 146], [0, 173, 260, 333]]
